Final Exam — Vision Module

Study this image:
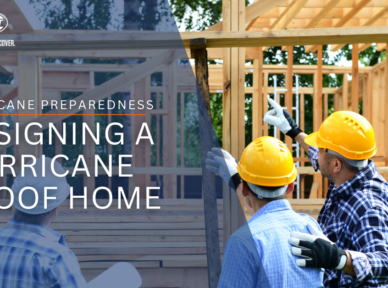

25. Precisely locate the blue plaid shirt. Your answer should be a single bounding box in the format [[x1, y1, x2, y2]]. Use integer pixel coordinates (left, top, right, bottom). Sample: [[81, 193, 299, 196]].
[[0, 218, 88, 288], [218, 199, 324, 288], [308, 147, 388, 287]]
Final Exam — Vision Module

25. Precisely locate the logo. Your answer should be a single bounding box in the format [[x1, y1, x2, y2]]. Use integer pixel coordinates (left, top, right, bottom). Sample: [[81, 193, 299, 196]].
[[0, 13, 8, 33]]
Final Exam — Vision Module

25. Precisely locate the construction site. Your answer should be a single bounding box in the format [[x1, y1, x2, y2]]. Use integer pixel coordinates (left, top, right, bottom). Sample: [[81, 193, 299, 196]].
[[0, 0, 388, 287]]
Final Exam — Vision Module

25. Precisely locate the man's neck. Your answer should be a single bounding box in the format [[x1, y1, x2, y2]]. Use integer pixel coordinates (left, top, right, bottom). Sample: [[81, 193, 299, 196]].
[[334, 170, 359, 187], [250, 197, 271, 214]]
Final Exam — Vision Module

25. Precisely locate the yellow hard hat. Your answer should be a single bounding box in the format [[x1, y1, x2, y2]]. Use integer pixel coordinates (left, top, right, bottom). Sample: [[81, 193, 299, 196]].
[[304, 111, 376, 160], [237, 136, 297, 187]]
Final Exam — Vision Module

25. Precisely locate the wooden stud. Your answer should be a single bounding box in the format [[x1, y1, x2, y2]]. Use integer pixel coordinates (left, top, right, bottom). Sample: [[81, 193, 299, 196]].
[[314, 47, 323, 198], [385, 45, 388, 177], [230, 47, 239, 159], [222, 0, 232, 254], [286, 46, 294, 199], [323, 93, 329, 197], [16, 55, 41, 162], [180, 92, 185, 199], [83, 71, 96, 198], [367, 71, 373, 124], [352, 44, 359, 113], [171, 62, 178, 199], [144, 74, 151, 190], [378, 66, 385, 166], [263, 72, 269, 136], [334, 93, 339, 111], [238, 46, 246, 157], [191, 41, 221, 288], [252, 48, 263, 139], [343, 74, 349, 110], [299, 93, 305, 199]]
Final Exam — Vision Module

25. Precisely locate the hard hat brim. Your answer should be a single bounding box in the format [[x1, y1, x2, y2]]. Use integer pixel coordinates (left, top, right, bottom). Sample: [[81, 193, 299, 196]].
[[304, 132, 318, 148]]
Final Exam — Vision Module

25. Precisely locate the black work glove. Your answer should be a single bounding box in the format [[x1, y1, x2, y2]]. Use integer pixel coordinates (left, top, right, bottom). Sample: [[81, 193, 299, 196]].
[[289, 223, 348, 270], [283, 109, 303, 139]]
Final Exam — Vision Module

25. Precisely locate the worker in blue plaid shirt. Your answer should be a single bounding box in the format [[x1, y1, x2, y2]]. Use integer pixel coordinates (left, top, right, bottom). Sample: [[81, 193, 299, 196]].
[[206, 137, 324, 287], [264, 96, 388, 287], [0, 157, 89, 288]]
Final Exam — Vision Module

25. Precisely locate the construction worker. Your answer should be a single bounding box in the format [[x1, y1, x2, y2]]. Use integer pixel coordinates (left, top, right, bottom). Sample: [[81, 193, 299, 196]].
[[263, 97, 388, 287], [0, 157, 89, 287], [0, 157, 142, 288], [206, 137, 324, 287]]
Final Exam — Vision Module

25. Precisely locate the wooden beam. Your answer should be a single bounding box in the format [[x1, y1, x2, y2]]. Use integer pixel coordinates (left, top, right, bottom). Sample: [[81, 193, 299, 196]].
[[2, 27, 388, 50], [286, 46, 294, 199], [222, 0, 232, 258], [252, 48, 263, 139], [330, 6, 388, 52], [18, 48, 261, 60], [352, 44, 359, 112], [263, 72, 269, 136], [16, 55, 41, 159], [263, 0, 309, 50], [191, 40, 221, 288], [314, 47, 323, 198], [299, 93, 305, 198], [306, 0, 341, 29], [385, 44, 388, 177], [306, 0, 373, 53], [271, 0, 309, 30], [207, 0, 288, 31], [343, 73, 349, 110]]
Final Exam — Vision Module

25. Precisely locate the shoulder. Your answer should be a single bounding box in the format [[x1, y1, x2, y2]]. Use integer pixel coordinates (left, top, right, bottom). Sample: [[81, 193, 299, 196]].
[[297, 213, 322, 231], [226, 222, 257, 255], [348, 179, 388, 214]]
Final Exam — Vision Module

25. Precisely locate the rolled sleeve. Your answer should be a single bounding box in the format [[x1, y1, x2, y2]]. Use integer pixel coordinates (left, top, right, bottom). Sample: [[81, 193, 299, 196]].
[[307, 147, 320, 171], [347, 250, 371, 281]]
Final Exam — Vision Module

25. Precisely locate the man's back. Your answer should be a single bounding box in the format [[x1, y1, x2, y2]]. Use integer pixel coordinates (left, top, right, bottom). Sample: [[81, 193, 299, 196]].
[[0, 218, 88, 288], [218, 200, 324, 288]]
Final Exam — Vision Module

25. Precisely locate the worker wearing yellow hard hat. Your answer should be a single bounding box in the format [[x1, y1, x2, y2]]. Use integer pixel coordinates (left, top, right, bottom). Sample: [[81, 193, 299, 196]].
[[263, 96, 388, 287], [206, 137, 324, 287]]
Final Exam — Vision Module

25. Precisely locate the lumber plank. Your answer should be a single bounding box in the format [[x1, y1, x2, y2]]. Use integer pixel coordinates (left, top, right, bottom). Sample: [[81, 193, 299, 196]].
[[306, 0, 341, 29], [352, 44, 359, 112], [343, 73, 349, 110], [385, 48, 388, 175], [207, 0, 288, 31], [330, 5, 388, 52], [71, 247, 212, 256], [307, 0, 373, 52], [263, 72, 269, 136], [67, 241, 223, 249], [286, 46, 294, 199], [79, 261, 160, 269], [58, 229, 223, 236], [2, 27, 388, 50], [66, 235, 206, 242], [191, 39, 221, 287]]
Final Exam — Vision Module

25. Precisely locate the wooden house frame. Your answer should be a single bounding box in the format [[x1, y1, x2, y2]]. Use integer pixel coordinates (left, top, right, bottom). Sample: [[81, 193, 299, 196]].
[[1, 0, 388, 286]]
